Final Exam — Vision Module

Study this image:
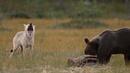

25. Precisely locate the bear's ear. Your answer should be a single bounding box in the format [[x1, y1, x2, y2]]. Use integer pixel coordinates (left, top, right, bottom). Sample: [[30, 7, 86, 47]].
[[84, 38, 89, 44]]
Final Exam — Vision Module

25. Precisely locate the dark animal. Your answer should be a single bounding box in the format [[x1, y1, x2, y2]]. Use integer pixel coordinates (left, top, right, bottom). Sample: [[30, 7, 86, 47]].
[[84, 28, 130, 65]]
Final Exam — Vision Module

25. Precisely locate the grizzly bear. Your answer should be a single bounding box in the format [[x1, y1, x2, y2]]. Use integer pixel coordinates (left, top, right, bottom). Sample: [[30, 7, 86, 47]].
[[84, 28, 130, 65]]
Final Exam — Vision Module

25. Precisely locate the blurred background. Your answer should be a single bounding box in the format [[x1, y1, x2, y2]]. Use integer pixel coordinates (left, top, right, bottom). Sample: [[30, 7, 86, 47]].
[[0, 0, 130, 19]]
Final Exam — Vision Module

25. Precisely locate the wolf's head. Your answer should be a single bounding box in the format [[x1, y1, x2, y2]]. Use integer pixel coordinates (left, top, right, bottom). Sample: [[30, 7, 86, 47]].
[[24, 23, 35, 36]]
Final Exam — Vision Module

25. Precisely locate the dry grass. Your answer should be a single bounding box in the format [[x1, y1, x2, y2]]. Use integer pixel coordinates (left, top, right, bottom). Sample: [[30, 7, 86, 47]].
[[100, 18, 130, 28], [0, 18, 130, 73]]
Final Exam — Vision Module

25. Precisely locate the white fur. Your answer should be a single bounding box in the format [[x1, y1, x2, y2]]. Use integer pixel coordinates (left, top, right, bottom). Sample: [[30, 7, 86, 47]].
[[9, 24, 35, 58]]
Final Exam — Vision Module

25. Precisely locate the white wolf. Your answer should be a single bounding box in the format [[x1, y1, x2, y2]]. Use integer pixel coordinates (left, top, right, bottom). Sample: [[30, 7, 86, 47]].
[[9, 23, 35, 57]]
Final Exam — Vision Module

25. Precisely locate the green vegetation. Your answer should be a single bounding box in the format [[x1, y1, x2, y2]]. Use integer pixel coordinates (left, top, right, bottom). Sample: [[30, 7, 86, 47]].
[[0, 0, 130, 18]]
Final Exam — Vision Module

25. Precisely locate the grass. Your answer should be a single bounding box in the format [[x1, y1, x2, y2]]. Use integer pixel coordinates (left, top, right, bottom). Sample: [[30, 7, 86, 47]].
[[0, 18, 130, 73], [50, 19, 107, 29]]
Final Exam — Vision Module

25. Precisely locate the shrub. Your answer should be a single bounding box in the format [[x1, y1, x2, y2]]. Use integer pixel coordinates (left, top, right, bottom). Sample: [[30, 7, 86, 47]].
[[8, 12, 31, 18]]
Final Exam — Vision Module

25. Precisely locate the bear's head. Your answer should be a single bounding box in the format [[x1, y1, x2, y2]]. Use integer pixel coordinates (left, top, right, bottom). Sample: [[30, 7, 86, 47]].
[[84, 37, 99, 55]]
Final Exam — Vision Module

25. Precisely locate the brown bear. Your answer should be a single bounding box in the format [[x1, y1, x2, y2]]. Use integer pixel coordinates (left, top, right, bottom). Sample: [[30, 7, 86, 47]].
[[84, 28, 130, 65]]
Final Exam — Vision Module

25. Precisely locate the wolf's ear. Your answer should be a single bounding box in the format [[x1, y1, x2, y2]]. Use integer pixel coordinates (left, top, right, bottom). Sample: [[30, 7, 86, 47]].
[[33, 25, 35, 27], [84, 38, 89, 44], [23, 24, 28, 30], [33, 25, 35, 29], [23, 24, 27, 27]]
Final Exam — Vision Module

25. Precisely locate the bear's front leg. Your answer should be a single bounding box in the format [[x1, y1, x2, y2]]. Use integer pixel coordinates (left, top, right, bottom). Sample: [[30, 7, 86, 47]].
[[97, 52, 111, 65], [124, 53, 130, 65]]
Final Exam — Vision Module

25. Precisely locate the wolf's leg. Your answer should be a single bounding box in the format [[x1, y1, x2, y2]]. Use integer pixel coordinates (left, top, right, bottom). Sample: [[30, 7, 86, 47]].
[[9, 44, 19, 58]]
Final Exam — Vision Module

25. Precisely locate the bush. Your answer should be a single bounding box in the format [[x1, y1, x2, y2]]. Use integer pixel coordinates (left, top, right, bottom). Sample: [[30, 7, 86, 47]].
[[0, 0, 129, 18], [8, 12, 31, 18], [69, 3, 103, 18]]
